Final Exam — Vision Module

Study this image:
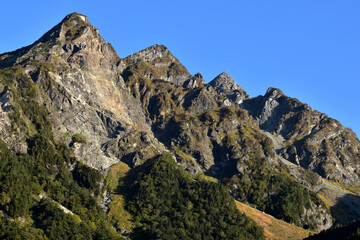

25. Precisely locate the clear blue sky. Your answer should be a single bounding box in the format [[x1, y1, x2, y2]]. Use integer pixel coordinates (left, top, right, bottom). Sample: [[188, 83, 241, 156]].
[[1, 0, 359, 137]]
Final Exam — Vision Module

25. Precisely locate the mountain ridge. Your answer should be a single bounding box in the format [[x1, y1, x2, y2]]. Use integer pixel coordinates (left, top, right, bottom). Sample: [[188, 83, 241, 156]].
[[1, 12, 360, 238]]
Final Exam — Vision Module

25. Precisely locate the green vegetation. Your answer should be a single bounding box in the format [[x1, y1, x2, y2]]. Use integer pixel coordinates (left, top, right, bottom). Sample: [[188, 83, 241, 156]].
[[235, 200, 313, 240], [0, 66, 123, 239], [105, 162, 134, 233], [62, 14, 87, 41], [73, 162, 102, 194], [120, 63, 328, 232], [65, 25, 86, 41], [121, 154, 265, 240], [0, 65, 53, 137], [72, 133, 87, 144], [0, 135, 122, 239], [305, 220, 360, 240], [33, 199, 105, 239], [224, 158, 326, 230], [196, 173, 218, 183], [0, 215, 47, 239]]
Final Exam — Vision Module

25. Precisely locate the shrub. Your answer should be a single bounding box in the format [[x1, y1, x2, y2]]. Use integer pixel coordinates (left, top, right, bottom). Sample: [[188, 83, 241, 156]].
[[72, 133, 87, 144]]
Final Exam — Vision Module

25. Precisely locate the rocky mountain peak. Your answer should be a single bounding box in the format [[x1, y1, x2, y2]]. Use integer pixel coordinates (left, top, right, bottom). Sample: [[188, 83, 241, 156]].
[[264, 87, 285, 99], [62, 12, 90, 26], [208, 72, 249, 104], [123, 44, 191, 85], [35, 12, 93, 45], [194, 72, 203, 79], [209, 72, 237, 90], [0, 12, 117, 70], [126, 44, 176, 64]]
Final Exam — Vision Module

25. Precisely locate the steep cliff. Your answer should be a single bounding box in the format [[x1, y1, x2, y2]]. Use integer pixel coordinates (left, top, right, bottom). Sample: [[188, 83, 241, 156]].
[[208, 72, 249, 104]]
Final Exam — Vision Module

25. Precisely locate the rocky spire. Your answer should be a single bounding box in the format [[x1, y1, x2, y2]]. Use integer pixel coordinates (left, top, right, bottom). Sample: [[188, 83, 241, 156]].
[[208, 72, 249, 104], [194, 72, 203, 79], [0, 12, 120, 69], [209, 72, 241, 91], [37, 12, 92, 43], [264, 87, 285, 99], [124, 44, 191, 85], [126, 44, 177, 64]]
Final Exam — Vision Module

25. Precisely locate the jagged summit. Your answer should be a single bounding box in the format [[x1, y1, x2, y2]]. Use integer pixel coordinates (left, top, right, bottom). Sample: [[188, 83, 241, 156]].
[[123, 44, 191, 85], [126, 44, 175, 63], [0, 12, 118, 69], [209, 72, 239, 91], [242, 84, 360, 188], [208, 72, 249, 104], [38, 12, 92, 42], [63, 12, 90, 24], [194, 72, 203, 79], [264, 87, 285, 99]]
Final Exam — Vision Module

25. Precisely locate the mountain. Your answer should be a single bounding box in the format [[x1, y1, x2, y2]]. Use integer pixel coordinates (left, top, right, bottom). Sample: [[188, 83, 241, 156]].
[[1, 12, 360, 239], [242, 87, 360, 187], [208, 72, 249, 104]]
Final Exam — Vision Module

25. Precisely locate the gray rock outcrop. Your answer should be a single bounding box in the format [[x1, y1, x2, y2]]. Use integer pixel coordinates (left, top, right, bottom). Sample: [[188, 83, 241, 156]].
[[208, 72, 249, 104]]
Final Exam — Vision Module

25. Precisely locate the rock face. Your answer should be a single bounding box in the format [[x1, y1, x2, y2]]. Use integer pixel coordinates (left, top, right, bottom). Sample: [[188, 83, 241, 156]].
[[1, 12, 360, 232], [242, 87, 360, 187], [123, 44, 191, 86], [0, 13, 165, 170], [0, 89, 27, 153], [208, 72, 249, 104]]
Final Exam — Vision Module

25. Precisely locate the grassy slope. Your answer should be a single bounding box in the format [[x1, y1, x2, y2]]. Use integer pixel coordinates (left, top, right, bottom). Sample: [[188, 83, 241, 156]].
[[235, 200, 313, 240], [105, 162, 133, 233]]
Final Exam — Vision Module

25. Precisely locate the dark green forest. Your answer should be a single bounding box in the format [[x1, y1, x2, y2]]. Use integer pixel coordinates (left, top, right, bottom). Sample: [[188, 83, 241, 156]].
[[305, 220, 360, 240], [0, 136, 121, 239], [124, 154, 265, 240], [224, 157, 326, 229]]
